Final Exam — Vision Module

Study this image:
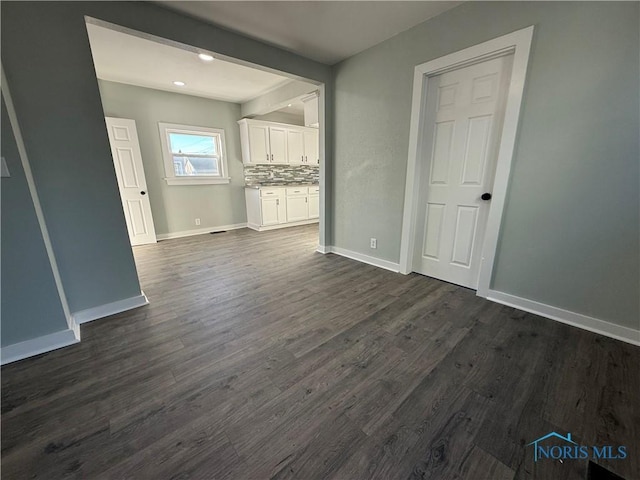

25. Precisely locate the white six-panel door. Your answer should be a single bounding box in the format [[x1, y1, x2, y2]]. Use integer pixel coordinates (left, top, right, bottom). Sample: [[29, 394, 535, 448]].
[[105, 117, 157, 246], [413, 56, 512, 288]]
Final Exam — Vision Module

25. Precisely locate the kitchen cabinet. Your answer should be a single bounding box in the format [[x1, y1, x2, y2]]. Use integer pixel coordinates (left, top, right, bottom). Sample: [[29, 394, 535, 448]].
[[238, 119, 319, 165], [285, 187, 309, 222], [269, 127, 287, 163], [245, 185, 319, 231], [287, 129, 305, 165], [303, 129, 319, 165], [308, 186, 320, 219]]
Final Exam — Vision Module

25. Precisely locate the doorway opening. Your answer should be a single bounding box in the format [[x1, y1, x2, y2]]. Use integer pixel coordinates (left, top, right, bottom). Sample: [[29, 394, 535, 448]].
[[399, 26, 534, 297], [85, 17, 326, 255]]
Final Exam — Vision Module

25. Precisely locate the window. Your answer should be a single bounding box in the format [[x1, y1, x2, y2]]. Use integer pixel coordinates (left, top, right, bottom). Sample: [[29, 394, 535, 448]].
[[158, 123, 230, 185]]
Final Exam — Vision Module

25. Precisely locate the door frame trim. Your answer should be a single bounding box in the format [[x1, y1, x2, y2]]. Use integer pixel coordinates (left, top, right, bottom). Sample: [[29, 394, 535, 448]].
[[398, 26, 534, 298]]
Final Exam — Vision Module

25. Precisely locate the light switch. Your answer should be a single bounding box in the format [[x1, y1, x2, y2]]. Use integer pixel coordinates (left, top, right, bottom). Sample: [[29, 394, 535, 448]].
[[1, 157, 9, 177]]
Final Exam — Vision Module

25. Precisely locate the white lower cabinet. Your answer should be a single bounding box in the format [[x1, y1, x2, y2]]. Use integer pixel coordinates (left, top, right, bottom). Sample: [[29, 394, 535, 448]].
[[308, 194, 319, 219], [286, 196, 308, 222], [245, 185, 319, 231], [260, 197, 286, 226]]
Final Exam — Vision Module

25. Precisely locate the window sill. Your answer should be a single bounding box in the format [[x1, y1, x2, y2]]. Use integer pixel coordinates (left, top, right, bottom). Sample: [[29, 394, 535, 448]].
[[164, 177, 230, 186]]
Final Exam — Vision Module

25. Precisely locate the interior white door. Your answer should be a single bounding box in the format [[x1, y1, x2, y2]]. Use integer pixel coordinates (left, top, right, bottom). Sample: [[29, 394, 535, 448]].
[[105, 117, 157, 246], [413, 56, 512, 288]]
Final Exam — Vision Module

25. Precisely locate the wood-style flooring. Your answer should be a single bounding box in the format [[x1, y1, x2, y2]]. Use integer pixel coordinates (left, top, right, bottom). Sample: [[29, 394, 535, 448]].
[[2, 225, 638, 479]]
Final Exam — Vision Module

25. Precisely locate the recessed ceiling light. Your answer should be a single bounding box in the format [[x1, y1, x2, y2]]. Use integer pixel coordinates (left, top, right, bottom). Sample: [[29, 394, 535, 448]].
[[198, 53, 214, 62], [287, 104, 292, 107], [173, 81, 186, 87]]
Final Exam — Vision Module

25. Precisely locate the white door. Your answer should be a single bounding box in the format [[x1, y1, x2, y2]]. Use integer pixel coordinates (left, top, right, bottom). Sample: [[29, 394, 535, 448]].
[[286, 196, 309, 222], [105, 117, 157, 246], [248, 124, 270, 163], [413, 56, 512, 288], [303, 129, 319, 164], [269, 127, 287, 163], [287, 129, 305, 164]]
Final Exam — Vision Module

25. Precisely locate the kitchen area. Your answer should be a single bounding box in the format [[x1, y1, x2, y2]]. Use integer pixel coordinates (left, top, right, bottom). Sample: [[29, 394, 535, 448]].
[[240, 92, 321, 231]]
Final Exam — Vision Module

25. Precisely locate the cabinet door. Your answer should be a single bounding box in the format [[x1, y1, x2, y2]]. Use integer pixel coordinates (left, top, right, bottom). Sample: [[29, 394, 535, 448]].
[[269, 127, 287, 163], [287, 129, 305, 164], [286, 196, 309, 222], [303, 129, 319, 165], [308, 194, 319, 219], [248, 125, 270, 164], [260, 197, 281, 226]]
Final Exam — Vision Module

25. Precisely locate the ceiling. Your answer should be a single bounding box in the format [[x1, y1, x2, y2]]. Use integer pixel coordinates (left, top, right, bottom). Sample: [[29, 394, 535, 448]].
[[86, 22, 298, 103], [159, 1, 463, 65]]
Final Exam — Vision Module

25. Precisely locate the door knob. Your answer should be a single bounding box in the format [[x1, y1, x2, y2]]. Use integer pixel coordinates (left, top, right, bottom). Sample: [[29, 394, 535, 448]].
[[140, 191, 146, 195], [481, 192, 492, 201]]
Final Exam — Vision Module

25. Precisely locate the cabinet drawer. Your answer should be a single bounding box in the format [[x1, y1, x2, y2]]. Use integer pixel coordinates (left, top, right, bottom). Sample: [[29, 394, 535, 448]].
[[260, 187, 284, 197], [309, 186, 320, 194], [286, 187, 308, 196]]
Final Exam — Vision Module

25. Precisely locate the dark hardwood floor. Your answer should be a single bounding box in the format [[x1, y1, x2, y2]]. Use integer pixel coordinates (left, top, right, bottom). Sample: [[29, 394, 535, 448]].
[[2, 225, 638, 479]]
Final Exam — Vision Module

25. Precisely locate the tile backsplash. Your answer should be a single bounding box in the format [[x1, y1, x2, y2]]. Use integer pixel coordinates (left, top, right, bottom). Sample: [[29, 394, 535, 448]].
[[244, 164, 319, 186]]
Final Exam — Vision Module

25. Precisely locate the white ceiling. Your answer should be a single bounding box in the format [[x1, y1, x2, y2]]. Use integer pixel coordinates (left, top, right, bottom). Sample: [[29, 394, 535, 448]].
[[159, 1, 463, 65], [86, 22, 297, 103]]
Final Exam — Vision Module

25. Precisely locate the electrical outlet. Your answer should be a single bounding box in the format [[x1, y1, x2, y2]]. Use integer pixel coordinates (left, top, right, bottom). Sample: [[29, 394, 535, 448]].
[[195, 218, 201, 226], [370, 238, 377, 249]]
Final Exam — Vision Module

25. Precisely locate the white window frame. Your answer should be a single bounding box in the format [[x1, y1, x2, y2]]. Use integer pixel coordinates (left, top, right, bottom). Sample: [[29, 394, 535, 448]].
[[158, 122, 230, 185]]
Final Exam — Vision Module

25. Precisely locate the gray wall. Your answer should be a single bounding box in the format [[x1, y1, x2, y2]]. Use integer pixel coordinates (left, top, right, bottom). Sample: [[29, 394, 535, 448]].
[[1, 0, 331, 326], [99, 81, 247, 236], [1, 98, 69, 346], [332, 2, 639, 329]]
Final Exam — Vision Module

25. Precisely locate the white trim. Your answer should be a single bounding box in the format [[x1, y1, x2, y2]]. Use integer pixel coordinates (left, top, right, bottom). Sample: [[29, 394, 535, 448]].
[[158, 122, 229, 184], [72, 292, 149, 325], [1, 328, 80, 365], [398, 26, 535, 300], [156, 223, 247, 240], [321, 246, 400, 273], [487, 290, 640, 347], [316, 245, 329, 254], [164, 177, 230, 185], [246, 219, 318, 232]]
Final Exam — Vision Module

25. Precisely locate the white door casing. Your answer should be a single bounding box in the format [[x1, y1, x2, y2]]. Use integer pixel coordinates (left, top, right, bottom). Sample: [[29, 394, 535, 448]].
[[105, 117, 157, 246], [413, 56, 512, 289], [399, 26, 534, 297]]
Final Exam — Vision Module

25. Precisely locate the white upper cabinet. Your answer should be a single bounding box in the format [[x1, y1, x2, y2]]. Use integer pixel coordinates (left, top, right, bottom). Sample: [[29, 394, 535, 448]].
[[238, 119, 319, 165], [247, 124, 270, 164], [303, 129, 319, 165], [287, 129, 305, 165]]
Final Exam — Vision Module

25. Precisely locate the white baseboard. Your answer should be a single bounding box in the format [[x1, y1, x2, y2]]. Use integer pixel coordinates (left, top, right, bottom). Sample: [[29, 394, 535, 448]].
[[321, 246, 400, 273], [156, 223, 247, 241], [72, 291, 149, 325], [316, 245, 329, 254], [486, 290, 640, 346], [246, 219, 319, 232], [1, 328, 80, 365]]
